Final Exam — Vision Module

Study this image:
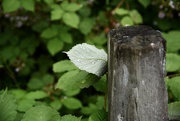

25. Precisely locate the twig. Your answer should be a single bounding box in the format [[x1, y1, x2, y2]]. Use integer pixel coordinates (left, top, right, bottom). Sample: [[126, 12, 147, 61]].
[[167, 73, 180, 78], [112, 0, 125, 12]]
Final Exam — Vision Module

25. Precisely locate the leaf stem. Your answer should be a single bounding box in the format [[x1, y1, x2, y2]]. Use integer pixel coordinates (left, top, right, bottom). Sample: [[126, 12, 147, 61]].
[[112, 0, 125, 12], [167, 73, 180, 78], [4, 63, 20, 88]]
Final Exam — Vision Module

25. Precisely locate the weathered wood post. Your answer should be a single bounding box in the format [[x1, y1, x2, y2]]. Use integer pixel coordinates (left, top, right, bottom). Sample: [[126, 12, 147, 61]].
[[108, 25, 168, 121]]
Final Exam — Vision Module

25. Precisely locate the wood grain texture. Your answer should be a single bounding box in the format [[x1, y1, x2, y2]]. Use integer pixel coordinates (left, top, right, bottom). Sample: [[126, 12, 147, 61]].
[[108, 25, 168, 121]]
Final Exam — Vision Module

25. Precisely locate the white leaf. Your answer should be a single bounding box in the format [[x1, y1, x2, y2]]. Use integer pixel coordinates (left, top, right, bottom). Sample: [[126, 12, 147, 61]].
[[65, 43, 107, 77]]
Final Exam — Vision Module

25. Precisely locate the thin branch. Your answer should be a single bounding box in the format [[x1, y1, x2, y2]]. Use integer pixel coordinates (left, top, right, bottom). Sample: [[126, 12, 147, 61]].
[[112, 0, 125, 12], [167, 73, 180, 78]]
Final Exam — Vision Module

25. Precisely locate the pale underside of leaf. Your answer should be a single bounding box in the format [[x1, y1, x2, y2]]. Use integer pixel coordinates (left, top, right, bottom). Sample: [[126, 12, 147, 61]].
[[65, 43, 107, 77]]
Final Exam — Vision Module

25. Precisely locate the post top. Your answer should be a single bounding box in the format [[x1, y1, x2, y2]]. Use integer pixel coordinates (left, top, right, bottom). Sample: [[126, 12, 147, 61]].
[[109, 25, 160, 39], [109, 25, 165, 48]]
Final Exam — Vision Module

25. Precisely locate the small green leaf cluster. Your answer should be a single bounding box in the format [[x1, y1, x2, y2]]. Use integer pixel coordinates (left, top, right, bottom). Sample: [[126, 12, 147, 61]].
[[0, 89, 107, 121], [113, 8, 143, 26], [0, 89, 84, 121], [2, 0, 35, 12], [163, 30, 180, 120], [50, 1, 82, 28]]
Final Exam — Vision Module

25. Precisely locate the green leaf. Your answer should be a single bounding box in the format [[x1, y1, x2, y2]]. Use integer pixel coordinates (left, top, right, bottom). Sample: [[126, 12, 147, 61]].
[[20, 0, 34, 11], [114, 8, 129, 15], [168, 76, 180, 101], [25, 91, 48, 99], [42, 74, 54, 85], [165, 77, 171, 88], [78, 7, 91, 17], [62, 12, 80, 28], [138, 0, 150, 8], [49, 3, 60, 9], [81, 107, 93, 115], [1, 46, 14, 60], [97, 12, 108, 26], [2, 0, 20, 13], [14, 112, 24, 121], [93, 75, 107, 93], [162, 31, 180, 52], [27, 77, 44, 90], [92, 34, 107, 45], [41, 27, 58, 39], [81, 103, 97, 115], [166, 53, 180, 72], [62, 97, 82, 109], [21, 105, 60, 121], [59, 31, 73, 44], [88, 109, 108, 121], [51, 8, 64, 21], [17, 99, 35, 112], [0, 90, 17, 121], [32, 21, 49, 33], [129, 10, 143, 24], [168, 101, 180, 120], [61, 1, 82, 12], [96, 96, 105, 109], [79, 73, 100, 88], [65, 43, 107, 77], [55, 70, 89, 91], [79, 18, 95, 35], [156, 19, 171, 31], [53, 60, 77, 73], [60, 115, 81, 121], [55, 70, 79, 90], [121, 16, 134, 26], [47, 38, 64, 56], [28, 75, 54, 90], [50, 99, 62, 110], [10, 89, 27, 99], [64, 89, 80, 96], [43, 0, 54, 4]]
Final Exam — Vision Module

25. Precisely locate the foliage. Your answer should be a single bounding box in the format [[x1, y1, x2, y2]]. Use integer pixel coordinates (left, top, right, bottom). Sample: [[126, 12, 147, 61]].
[[168, 101, 180, 120], [0, 0, 180, 120], [0, 89, 17, 121]]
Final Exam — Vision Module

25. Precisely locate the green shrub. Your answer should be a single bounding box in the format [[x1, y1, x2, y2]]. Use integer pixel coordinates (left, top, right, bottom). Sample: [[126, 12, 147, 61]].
[[0, 0, 180, 120]]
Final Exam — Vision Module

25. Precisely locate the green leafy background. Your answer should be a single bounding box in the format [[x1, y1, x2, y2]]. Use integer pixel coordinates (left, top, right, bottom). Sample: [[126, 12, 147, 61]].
[[0, 0, 180, 120]]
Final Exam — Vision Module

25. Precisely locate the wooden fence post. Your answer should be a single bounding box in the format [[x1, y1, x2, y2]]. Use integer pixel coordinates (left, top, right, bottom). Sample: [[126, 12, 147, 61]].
[[108, 25, 168, 121]]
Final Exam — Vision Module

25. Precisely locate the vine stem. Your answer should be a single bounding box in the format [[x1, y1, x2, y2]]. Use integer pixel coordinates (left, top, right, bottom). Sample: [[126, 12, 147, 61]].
[[167, 73, 180, 78], [112, 0, 125, 12], [5, 63, 20, 88], [104, 73, 108, 111]]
